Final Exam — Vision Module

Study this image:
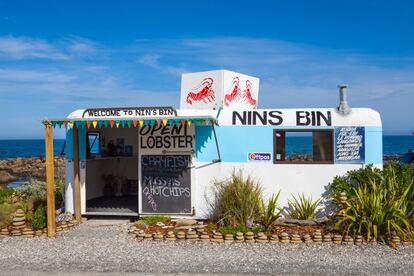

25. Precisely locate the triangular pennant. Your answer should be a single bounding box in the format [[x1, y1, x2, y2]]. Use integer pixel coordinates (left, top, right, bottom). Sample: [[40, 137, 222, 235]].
[[64, 121, 68, 128], [174, 119, 180, 126], [162, 119, 168, 126], [52, 121, 57, 128], [92, 121, 98, 128], [150, 120, 155, 126], [187, 120, 192, 127], [180, 120, 186, 126], [115, 120, 120, 128], [127, 121, 132, 128], [86, 121, 91, 129], [121, 120, 126, 128], [133, 120, 138, 127], [68, 122, 74, 129], [57, 121, 63, 128], [75, 121, 81, 128], [109, 120, 115, 128], [139, 120, 144, 127], [103, 121, 108, 128]]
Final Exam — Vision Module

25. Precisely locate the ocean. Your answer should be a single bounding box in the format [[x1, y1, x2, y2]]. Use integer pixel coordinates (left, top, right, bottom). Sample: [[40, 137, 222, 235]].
[[0, 136, 413, 159]]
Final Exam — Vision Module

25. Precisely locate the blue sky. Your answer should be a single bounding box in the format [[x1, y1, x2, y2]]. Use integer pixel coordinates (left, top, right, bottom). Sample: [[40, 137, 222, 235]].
[[0, 0, 413, 139]]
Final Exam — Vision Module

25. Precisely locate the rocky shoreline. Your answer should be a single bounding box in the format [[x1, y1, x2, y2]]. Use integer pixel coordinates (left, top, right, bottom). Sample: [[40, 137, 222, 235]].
[[0, 156, 65, 186], [0, 155, 402, 188]]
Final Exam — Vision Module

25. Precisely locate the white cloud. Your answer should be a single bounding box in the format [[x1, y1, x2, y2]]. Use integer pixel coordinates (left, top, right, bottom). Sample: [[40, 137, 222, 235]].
[[0, 35, 68, 60], [67, 37, 98, 55], [138, 54, 160, 67], [137, 53, 187, 76], [0, 68, 75, 83]]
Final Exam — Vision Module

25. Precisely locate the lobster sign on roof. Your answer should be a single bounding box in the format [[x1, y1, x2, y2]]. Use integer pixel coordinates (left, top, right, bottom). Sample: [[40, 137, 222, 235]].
[[180, 70, 260, 110]]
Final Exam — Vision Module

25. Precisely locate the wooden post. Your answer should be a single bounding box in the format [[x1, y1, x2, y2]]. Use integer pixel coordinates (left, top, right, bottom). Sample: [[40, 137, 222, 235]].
[[73, 124, 82, 222], [44, 122, 56, 237]]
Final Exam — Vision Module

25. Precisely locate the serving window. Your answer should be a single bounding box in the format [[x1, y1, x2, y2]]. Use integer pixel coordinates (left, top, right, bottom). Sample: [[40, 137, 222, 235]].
[[273, 129, 333, 164]]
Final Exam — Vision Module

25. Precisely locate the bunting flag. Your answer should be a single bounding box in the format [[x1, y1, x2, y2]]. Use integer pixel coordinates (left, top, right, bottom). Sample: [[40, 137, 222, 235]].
[[50, 118, 212, 130]]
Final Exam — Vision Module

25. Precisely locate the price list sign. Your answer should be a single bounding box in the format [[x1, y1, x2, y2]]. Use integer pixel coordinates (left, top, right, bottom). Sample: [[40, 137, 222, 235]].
[[335, 127, 365, 163]]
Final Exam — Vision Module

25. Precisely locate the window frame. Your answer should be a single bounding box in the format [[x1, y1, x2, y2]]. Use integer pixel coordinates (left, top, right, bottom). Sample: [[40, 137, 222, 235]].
[[86, 131, 101, 158], [273, 129, 334, 164]]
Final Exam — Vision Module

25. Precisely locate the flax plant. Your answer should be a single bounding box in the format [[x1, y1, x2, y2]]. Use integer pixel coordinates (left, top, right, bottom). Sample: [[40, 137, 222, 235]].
[[286, 193, 321, 220], [336, 164, 414, 242]]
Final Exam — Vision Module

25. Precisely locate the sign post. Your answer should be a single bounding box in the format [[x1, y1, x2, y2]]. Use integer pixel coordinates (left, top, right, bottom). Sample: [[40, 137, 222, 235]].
[[44, 121, 56, 237]]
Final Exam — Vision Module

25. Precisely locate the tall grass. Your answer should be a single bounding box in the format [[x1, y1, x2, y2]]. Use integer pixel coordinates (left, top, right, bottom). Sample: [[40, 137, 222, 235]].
[[209, 171, 263, 226], [286, 193, 321, 220]]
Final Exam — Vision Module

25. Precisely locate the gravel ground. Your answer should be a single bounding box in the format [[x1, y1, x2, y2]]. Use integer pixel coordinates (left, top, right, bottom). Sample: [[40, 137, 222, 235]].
[[1, 221, 414, 275]]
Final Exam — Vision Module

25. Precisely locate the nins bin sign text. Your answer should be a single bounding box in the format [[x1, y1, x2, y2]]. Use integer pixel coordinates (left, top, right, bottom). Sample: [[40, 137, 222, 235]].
[[232, 110, 332, 126]]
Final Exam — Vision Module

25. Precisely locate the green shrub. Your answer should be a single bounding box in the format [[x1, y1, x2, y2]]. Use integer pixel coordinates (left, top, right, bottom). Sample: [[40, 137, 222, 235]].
[[209, 171, 263, 227], [219, 224, 248, 235], [205, 222, 216, 233], [286, 193, 321, 220], [330, 165, 382, 202], [32, 205, 46, 230], [138, 215, 170, 225], [15, 178, 47, 204], [0, 188, 14, 204], [261, 192, 283, 230], [332, 162, 414, 242], [0, 203, 19, 228]]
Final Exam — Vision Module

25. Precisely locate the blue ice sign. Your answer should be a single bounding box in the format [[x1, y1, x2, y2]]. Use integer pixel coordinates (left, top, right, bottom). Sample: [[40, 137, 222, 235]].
[[335, 127, 365, 163]]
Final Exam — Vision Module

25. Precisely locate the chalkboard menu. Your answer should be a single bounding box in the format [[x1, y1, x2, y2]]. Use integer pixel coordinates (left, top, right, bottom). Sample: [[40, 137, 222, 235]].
[[335, 127, 365, 163], [141, 155, 191, 214]]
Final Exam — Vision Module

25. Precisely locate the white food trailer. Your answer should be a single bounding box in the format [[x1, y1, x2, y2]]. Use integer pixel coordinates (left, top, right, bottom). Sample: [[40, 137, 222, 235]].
[[54, 70, 382, 218]]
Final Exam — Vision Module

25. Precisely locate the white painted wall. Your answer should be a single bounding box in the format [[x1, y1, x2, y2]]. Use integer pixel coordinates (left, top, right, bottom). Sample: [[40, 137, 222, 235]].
[[193, 161, 380, 219]]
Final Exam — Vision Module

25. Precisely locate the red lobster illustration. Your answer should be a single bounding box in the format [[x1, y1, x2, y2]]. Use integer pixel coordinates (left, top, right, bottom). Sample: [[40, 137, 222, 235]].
[[186, 78, 215, 104], [224, 77, 242, 106], [243, 80, 257, 108]]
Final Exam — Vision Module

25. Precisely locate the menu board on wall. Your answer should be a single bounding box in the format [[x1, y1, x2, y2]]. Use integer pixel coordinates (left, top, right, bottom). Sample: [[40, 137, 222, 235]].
[[141, 155, 191, 214], [335, 127, 365, 163]]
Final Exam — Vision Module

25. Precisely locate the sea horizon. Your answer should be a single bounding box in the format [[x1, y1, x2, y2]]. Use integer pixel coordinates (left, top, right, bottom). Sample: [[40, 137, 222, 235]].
[[0, 135, 413, 160]]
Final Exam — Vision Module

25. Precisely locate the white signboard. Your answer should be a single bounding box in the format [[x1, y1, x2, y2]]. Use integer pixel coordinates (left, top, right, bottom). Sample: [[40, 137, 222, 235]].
[[180, 70, 260, 110], [82, 107, 176, 119]]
